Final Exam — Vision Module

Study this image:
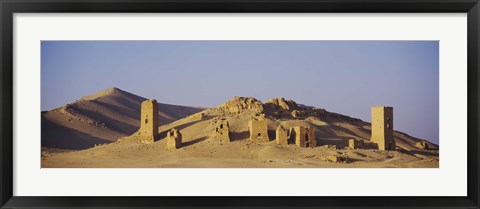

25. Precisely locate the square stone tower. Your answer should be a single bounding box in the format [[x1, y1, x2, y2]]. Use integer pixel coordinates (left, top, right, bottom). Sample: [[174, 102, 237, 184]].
[[370, 106, 395, 150], [139, 99, 158, 143], [166, 128, 182, 151], [214, 119, 230, 142], [248, 114, 269, 143]]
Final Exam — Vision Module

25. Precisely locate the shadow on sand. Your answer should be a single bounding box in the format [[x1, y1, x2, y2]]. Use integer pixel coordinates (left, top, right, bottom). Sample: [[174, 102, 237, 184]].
[[183, 136, 208, 147], [230, 131, 250, 142]]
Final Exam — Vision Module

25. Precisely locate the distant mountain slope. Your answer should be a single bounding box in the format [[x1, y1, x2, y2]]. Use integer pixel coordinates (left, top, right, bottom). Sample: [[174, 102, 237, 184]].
[[41, 87, 204, 150]]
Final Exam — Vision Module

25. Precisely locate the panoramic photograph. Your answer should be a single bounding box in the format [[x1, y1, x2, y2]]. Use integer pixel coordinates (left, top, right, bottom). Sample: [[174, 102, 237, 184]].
[[40, 41, 439, 168]]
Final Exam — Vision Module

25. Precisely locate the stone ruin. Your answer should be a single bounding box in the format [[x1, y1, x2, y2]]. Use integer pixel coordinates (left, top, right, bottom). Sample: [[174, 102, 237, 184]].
[[139, 99, 159, 143], [275, 125, 288, 145], [115, 99, 159, 144], [291, 110, 302, 119], [248, 114, 269, 143], [370, 106, 396, 150], [325, 154, 349, 163], [347, 138, 365, 149], [120, 99, 405, 155], [166, 128, 182, 151], [289, 126, 316, 147], [415, 141, 430, 150], [213, 119, 230, 142]]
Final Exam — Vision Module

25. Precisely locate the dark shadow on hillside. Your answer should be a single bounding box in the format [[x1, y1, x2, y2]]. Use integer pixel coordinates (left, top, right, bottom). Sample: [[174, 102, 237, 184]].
[[183, 136, 208, 147], [317, 137, 349, 148], [92, 93, 205, 127], [69, 105, 138, 134], [154, 120, 200, 142], [157, 103, 205, 122], [174, 120, 201, 132], [346, 158, 363, 163], [91, 99, 139, 121], [330, 125, 361, 139], [405, 150, 439, 157], [41, 117, 111, 150]]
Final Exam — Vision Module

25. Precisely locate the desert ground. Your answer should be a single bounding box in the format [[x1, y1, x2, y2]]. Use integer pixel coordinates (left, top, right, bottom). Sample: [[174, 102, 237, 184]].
[[41, 87, 439, 168]]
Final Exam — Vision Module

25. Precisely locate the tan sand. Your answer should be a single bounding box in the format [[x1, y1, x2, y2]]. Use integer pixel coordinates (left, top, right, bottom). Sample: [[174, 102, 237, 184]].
[[42, 93, 439, 168], [41, 87, 204, 150]]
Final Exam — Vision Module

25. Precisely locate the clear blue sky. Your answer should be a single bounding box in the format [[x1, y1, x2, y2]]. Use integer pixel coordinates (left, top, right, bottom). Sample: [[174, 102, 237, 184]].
[[41, 41, 439, 144]]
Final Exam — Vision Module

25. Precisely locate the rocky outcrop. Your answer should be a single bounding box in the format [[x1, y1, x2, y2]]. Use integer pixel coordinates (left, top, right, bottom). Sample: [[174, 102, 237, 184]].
[[215, 96, 264, 116], [214, 96, 362, 122], [265, 97, 299, 111]]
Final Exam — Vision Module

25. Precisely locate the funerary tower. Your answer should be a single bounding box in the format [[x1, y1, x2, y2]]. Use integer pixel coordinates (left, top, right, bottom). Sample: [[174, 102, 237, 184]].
[[370, 106, 395, 150], [139, 99, 158, 143]]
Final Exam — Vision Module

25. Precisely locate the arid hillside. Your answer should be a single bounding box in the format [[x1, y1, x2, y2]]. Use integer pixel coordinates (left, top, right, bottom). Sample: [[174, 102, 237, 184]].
[[42, 94, 439, 168], [41, 87, 204, 150], [153, 96, 438, 152]]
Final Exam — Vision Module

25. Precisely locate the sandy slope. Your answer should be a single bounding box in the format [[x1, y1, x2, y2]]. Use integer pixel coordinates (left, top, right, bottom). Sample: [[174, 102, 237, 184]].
[[41, 87, 204, 150], [42, 139, 438, 168], [42, 96, 439, 168]]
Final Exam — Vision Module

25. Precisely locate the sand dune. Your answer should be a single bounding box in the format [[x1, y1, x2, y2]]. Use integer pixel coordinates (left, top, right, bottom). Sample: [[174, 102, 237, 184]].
[[41, 87, 204, 150], [42, 95, 439, 168]]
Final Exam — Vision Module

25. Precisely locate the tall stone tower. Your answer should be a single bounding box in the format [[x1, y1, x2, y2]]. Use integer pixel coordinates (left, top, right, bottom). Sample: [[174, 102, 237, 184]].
[[139, 99, 158, 143], [370, 106, 395, 150]]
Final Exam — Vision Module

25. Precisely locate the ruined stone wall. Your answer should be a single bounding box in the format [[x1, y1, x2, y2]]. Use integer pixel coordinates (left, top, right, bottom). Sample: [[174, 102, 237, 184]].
[[289, 126, 316, 147], [347, 138, 365, 149], [276, 125, 288, 145], [415, 141, 430, 150], [371, 106, 395, 150], [290, 127, 304, 147], [248, 115, 269, 143], [166, 128, 182, 151], [306, 127, 316, 147], [139, 99, 158, 143]]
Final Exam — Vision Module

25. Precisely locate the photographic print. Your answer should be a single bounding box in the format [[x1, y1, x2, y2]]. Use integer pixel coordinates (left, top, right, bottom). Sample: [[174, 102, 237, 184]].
[[40, 41, 439, 168]]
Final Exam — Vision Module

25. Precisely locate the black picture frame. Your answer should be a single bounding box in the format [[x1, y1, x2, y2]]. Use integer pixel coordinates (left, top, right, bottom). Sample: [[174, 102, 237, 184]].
[[1, 0, 479, 208]]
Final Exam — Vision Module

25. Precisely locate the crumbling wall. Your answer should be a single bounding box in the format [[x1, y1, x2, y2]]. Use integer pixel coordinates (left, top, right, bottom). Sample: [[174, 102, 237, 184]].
[[370, 106, 395, 150], [347, 138, 365, 149], [166, 128, 182, 151], [415, 141, 430, 150], [325, 154, 349, 163], [289, 126, 316, 147], [248, 114, 269, 143], [139, 99, 158, 143], [305, 127, 316, 147], [275, 125, 288, 145], [214, 119, 230, 142]]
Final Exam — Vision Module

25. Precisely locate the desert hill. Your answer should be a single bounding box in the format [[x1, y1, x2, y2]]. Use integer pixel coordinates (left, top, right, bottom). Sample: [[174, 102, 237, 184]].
[[41, 87, 204, 150], [155, 96, 437, 152], [42, 94, 439, 168]]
